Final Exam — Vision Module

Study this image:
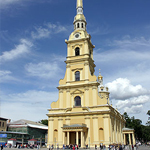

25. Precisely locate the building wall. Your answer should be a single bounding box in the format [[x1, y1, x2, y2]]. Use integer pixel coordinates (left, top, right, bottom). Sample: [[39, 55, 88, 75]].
[[0, 118, 7, 131], [48, 110, 125, 147], [7, 126, 47, 142]]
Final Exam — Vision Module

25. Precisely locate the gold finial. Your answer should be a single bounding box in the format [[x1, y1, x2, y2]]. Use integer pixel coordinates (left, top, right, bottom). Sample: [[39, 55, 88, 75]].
[[77, 0, 83, 8], [99, 69, 101, 75], [98, 69, 103, 80]]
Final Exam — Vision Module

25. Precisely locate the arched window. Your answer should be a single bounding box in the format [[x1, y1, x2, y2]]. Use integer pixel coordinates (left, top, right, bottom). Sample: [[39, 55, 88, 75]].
[[74, 96, 81, 106], [75, 71, 80, 81], [75, 47, 80, 56], [77, 23, 80, 28], [82, 23, 84, 28]]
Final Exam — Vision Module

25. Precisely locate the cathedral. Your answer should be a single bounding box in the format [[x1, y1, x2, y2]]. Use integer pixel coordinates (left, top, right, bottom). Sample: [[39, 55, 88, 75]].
[[47, 0, 132, 148]]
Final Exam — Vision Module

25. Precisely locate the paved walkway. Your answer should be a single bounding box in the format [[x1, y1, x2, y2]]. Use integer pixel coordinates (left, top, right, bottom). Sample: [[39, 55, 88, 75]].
[[3, 145, 150, 150]]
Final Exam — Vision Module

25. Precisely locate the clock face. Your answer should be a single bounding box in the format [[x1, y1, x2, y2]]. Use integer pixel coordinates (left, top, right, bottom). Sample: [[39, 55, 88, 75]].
[[75, 33, 79, 38]]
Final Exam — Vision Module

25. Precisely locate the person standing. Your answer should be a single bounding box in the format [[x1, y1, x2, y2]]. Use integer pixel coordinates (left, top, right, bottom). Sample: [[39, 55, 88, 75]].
[[73, 145, 75, 150], [1, 144, 3, 150]]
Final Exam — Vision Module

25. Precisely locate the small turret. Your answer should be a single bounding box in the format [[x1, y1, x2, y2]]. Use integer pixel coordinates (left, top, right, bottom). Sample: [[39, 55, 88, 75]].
[[98, 69, 103, 86], [98, 69, 110, 104]]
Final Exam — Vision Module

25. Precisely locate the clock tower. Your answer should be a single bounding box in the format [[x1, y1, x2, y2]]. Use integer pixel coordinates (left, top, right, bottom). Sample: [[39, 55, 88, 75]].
[[47, 0, 126, 148]]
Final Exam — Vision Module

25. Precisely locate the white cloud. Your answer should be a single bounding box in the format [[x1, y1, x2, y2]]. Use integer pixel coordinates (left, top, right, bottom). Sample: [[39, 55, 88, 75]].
[[0, 39, 33, 63], [106, 78, 149, 100], [2, 90, 57, 103], [0, 0, 54, 10], [0, 70, 19, 83], [1, 90, 58, 121], [0, 0, 20, 7], [106, 78, 150, 116], [25, 62, 61, 79], [31, 27, 51, 39], [116, 95, 150, 110], [94, 36, 150, 63], [124, 105, 143, 114], [31, 22, 68, 40]]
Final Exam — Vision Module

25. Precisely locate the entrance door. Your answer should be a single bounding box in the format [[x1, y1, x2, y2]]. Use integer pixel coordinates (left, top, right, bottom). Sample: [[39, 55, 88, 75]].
[[69, 132, 81, 146], [70, 132, 76, 144]]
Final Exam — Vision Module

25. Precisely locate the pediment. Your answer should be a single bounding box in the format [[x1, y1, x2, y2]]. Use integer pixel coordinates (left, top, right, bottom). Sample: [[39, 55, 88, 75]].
[[71, 89, 84, 95]]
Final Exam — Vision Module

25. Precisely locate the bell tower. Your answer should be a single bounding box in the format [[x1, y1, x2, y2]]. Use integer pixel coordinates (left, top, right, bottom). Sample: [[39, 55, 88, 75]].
[[47, 0, 125, 148], [50, 0, 109, 109]]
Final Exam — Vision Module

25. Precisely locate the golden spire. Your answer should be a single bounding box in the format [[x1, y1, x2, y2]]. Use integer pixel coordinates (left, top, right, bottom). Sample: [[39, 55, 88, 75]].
[[98, 69, 103, 80], [77, 0, 83, 8]]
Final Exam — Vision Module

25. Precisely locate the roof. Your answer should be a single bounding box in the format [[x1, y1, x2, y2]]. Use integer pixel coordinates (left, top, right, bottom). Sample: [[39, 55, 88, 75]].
[[28, 139, 37, 141], [8, 119, 48, 130], [62, 124, 87, 129], [0, 117, 8, 121], [122, 128, 134, 131], [8, 138, 17, 141], [0, 131, 28, 135]]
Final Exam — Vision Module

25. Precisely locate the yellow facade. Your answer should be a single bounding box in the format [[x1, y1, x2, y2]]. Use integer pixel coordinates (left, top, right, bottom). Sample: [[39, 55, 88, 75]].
[[47, 0, 125, 148]]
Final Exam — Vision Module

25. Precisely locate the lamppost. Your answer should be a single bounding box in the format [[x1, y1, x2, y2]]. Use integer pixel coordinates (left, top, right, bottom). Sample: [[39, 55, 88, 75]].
[[88, 137, 90, 149]]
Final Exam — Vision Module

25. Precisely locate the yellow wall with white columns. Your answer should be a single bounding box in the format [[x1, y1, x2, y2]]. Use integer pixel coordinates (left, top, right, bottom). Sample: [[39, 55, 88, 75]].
[[47, 0, 126, 148]]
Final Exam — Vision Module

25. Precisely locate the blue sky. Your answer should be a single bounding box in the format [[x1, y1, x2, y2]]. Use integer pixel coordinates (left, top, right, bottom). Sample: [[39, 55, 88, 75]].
[[0, 0, 150, 124]]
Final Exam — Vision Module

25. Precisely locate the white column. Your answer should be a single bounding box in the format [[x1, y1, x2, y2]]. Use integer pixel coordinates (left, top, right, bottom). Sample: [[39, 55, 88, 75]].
[[129, 134, 131, 145], [132, 133, 135, 145], [76, 131, 79, 145], [63, 132, 65, 145], [67, 132, 70, 145], [123, 134, 126, 145], [81, 131, 84, 147], [83, 132, 85, 147]]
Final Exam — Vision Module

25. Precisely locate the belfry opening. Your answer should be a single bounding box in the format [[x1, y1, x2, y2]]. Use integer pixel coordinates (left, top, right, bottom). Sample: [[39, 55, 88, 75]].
[[47, 0, 135, 148]]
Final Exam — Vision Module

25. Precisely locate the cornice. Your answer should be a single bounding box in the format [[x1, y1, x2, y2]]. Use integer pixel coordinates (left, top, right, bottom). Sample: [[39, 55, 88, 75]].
[[65, 38, 95, 48], [47, 109, 111, 117], [57, 81, 99, 90]]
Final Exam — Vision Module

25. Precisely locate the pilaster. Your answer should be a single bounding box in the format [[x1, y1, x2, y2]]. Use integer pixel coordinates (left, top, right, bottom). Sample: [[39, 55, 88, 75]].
[[48, 118, 54, 145], [103, 115, 110, 145], [92, 116, 99, 144], [58, 118, 63, 144]]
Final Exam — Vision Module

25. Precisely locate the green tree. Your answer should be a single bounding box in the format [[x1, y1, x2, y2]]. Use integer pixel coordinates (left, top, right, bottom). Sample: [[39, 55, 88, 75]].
[[123, 112, 150, 142], [147, 110, 150, 116], [123, 112, 132, 128], [146, 110, 150, 126], [39, 119, 48, 126]]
